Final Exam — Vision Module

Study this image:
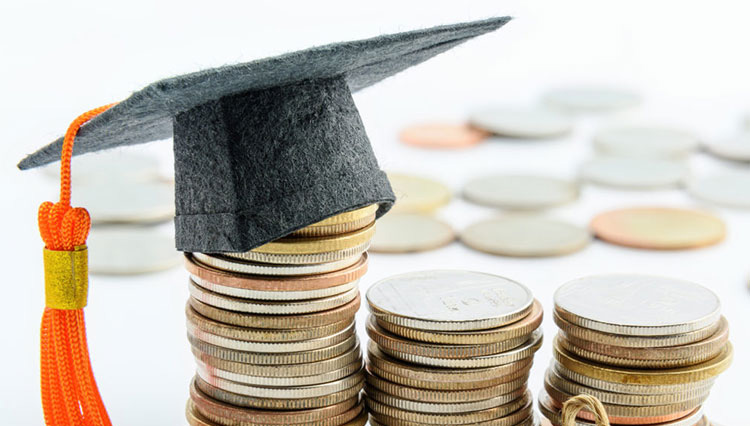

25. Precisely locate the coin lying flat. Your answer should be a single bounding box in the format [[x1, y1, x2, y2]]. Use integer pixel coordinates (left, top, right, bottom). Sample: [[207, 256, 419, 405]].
[[366, 386, 526, 414], [367, 270, 534, 331], [461, 216, 590, 257], [370, 213, 454, 253], [463, 175, 579, 210], [387, 173, 452, 213], [594, 126, 699, 158], [554, 274, 721, 336], [469, 107, 573, 138], [687, 171, 750, 209], [703, 133, 750, 162], [197, 368, 364, 399], [400, 123, 489, 149], [542, 87, 641, 112], [76, 179, 175, 224], [292, 204, 378, 237], [195, 357, 362, 387], [192, 252, 361, 276], [580, 156, 688, 189], [41, 151, 162, 184], [591, 207, 726, 250], [87, 227, 181, 275], [246, 223, 375, 255]]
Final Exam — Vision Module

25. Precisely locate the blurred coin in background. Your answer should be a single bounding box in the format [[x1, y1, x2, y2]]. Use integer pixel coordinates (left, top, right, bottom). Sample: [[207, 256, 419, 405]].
[[41, 151, 162, 184], [76, 179, 175, 224], [580, 156, 688, 189], [400, 123, 489, 149], [463, 175, 579, 210], [542, 87, 641, 112], [594, 126, 698, 159], [370, 213, 454, 253], [469, 106, 573, 138], [87, 227, 180, 275], [387, 173, 452, 213], [687, 171, 750, 209], [703, 133, 750, 162]]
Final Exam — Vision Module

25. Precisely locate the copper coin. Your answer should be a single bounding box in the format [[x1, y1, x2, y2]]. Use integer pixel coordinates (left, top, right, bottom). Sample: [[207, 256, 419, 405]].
[[591, 207, 725, 249], [185, 253, 368, 292], [400, 123, 489, 149]]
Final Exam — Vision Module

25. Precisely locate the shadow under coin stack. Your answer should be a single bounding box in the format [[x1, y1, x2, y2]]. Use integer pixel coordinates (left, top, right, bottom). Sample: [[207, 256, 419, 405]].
[[364, 270, 544, 426], [182, 205, 379, 426], [542, 274, 733, 426]]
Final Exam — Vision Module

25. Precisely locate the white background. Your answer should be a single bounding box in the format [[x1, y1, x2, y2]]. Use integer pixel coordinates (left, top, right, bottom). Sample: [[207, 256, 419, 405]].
[[1, 1, 749, 425]]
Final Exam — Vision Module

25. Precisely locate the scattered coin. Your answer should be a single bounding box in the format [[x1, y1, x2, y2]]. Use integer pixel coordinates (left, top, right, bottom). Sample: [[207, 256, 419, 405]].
[[542, 87, 641, 112], [87, 227, 181, 275], [703, 133, 750, 162], [580, 156, 688, 189], [41, 151, 162, 184], [594, 126, 699, 158], [387, 173, 452, 213], [469, 106, 573, 138], [370, 213, 454, 253], [75, 179, 175, 224], [399, 123, 490, 149], [591, 207, 726, 249], [687, 171, 750, 209], [461, 216, 590, 257], [463, 175, 579, 210]]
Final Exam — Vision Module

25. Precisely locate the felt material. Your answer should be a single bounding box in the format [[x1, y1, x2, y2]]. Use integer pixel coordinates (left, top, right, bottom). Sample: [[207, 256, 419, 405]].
[[19, 17, 511, 252]]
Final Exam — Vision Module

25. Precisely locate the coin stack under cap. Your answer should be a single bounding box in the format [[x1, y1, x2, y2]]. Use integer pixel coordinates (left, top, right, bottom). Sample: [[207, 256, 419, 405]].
[[182, 205, 379, 426], [542, 274, 733, 426], [364, 270, 544, 426]]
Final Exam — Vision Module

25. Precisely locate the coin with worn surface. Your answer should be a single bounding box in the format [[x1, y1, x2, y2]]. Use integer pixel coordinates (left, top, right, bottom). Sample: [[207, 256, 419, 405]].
[[400, 123, 490, 149], [377, 299, 543, 345], [244, 223, 375, 255], [186, 253, 367, 294], [197, 368, 364, 399], [76, 179, 175, 224], [192, 252, 361, 276], [463, 175, 579, 210], [228, 241, 370, 264], [367, 270, 533, 331], [703, 133, 750, 162], [370, 213, 454, 253], [543, 87, 640, 112], [594, 126, 699, 158], [553, 338, 733, 385], [687, 171, 750, 209], [87, 227, 181, 275], [189, 400, 364, 426], [469, 107, 573, 138], [555, 274, 721, 336], [461, 216, 590, 257], [366, 386, 526, 414], [387, 173, 452, 213], [580, 157, 688, 189], [591, 207, 725, 250], [188, 294, 359, 329], [196, 357, 361, 387], [292, 204, 378, 237], [369, 410, 536, 426]]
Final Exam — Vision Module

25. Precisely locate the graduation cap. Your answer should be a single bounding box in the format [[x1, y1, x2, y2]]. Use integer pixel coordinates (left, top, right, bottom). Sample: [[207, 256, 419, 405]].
[[19, 17, 510, 253]]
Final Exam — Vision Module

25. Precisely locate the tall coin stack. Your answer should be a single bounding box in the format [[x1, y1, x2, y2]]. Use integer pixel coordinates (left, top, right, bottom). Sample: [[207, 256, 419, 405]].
[[542, 274, 733, 426], [182, 205, 380, 426], [364, 270, 544, 426]]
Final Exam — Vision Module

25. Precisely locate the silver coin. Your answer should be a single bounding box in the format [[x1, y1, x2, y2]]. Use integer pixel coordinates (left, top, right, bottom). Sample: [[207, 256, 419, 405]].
[[469, 106, 573, 138], [366, 270, 534, 331], [463, 175, 579, 210], [190, 274, 358, 300], [704, 133, 750, 162], [75, 180, 175, 224], [554, 274, 721, 336], [461, 216, 590, 257], [195, 357, 361, 387], [192, 252, 360, 276], [224, 240, 370, 264], [41, 151, 162, 184], [87, 227, 181, 275], [580, 156, 688, 189], [594, 126, 699, 158], [543, 87, 641, 112], [370, 213, 454, 253], [687, 171, 750, 208]]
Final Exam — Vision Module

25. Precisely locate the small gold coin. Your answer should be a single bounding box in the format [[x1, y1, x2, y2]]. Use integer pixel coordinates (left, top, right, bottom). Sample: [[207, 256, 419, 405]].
[[387, 173, 452, 213], [292, 204, 378, 237], [399, 123, 489, 149], [249, 223, 375, 255], [591, 207, 725, 250], [370, 213, 454, 253]]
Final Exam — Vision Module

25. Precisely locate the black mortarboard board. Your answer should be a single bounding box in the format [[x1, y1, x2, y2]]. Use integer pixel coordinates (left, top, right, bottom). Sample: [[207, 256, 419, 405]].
[[19, 17, 510, 253]]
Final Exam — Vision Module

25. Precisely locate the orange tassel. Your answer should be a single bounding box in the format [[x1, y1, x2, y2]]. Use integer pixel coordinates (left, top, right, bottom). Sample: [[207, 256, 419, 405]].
[[38, 104, 115, 426]]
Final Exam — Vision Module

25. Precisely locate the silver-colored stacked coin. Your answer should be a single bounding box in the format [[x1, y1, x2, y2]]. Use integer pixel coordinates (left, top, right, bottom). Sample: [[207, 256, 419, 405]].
[[541, 274, 733, 426], [184, 206, 377, 426], [364, 270, 544, 426]]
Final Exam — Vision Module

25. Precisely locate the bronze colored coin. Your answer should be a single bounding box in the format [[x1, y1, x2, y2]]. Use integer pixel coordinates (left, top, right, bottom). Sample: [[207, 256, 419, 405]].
[[553, 337, 733, 385], [553, 311, 721, 348], [249, 223, 375, 255], [185, 252, 368, 292], [590, 207, 725, 250], [188, 293, 360, 329], [367, 342, 532, 390], [365, 367, 528, 403], [366, 317, 530, 359], [377, 299, 543, 345], [366, 385, 526, 414], [400, 123, 489, 149], [189, 380, 358, 424], [188, 333, 357, 365]]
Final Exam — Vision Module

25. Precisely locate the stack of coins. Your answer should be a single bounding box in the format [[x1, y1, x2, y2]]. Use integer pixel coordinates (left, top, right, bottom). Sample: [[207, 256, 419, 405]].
[[364, 270, 544, 426], [542, 274, 733, 426], [182, 205, 379, 426]]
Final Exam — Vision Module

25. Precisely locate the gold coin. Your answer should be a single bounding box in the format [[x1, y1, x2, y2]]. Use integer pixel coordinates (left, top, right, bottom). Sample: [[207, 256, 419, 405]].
[[591, 207, 725, 250], [228, 241, 370, 264], [553, 337, 733, 385], [248, 223, 375, 255], [188, 293, 360, 329], [367, 342, 532, 390], [377, 299, 543, 345], [307, 204, 379, 227], [387, 173, 452, 213], [196, 357, 362, 387], [365, 386, 526, 414], [292, 204, 378, 237]]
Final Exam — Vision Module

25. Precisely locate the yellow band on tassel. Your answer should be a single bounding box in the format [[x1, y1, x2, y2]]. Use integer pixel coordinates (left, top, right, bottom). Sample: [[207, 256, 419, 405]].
[[44, 245, 88, 309]]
